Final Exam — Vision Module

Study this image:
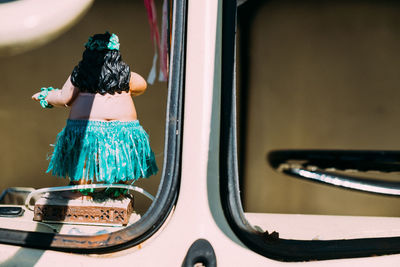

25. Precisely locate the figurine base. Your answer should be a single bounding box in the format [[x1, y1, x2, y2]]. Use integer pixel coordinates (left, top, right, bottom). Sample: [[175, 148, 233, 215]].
[[33, 192, 134, 226]]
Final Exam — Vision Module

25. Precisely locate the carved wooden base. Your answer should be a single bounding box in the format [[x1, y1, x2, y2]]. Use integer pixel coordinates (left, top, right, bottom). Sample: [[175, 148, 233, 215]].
[[33, 192, 134, 226]]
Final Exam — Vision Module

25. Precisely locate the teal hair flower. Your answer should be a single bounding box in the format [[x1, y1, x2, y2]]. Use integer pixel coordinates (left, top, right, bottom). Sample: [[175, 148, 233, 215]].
[[84, 32, 120, 51], [107, 33, 120, 50]]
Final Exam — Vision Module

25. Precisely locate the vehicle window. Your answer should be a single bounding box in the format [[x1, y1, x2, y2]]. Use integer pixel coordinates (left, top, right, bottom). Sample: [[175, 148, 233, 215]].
[[220, 0, 400, 261], [0, 0, 184, 252]]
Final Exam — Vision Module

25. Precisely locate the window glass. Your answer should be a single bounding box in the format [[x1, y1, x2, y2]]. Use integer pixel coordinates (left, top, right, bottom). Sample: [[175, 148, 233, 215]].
[[237, 0, 400, 217], [0, 0, 166, 228]]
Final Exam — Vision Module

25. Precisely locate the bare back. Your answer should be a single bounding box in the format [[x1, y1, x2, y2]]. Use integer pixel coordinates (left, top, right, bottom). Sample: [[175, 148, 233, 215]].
[[33, 72, 146, 121], [68, 91, 138, 121]]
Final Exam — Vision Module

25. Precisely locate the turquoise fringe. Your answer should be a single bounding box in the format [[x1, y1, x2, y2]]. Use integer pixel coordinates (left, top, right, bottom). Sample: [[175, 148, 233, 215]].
[[47, 120, 158, 184]]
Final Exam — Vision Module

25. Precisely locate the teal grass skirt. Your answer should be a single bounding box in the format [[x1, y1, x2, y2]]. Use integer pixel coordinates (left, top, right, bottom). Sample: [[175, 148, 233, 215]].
[[47, 120, 158, 184]]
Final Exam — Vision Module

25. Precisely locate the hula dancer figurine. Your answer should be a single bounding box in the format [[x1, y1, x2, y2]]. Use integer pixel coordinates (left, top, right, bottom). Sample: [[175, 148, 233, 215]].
[[32, 32, 158, 198]]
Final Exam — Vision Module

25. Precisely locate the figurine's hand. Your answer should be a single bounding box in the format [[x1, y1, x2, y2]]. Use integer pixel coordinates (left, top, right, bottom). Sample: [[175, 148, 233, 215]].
[[32, 92, 41, 101]]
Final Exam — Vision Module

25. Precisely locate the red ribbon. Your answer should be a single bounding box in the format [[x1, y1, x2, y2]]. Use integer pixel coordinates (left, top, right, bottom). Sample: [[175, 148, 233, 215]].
[[144, 0, 168, 84]]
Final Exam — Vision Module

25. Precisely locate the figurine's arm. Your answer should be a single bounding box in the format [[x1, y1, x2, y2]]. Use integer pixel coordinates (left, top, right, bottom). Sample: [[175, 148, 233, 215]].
[[129, 72, 147, 97], [32, 76, 79, 107]]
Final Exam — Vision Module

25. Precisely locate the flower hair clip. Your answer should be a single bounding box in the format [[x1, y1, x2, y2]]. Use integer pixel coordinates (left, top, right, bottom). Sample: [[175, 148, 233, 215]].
[[84, 32, 120, 51], [107, 34, 120, 50]]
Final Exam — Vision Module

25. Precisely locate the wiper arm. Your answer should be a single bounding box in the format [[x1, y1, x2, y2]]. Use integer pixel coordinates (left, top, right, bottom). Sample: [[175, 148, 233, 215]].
[[268, 150, 400, 196]]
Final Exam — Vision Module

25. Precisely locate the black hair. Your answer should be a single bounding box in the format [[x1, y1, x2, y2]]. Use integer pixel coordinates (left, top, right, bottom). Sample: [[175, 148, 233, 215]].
[[70, 33, 131, 95]]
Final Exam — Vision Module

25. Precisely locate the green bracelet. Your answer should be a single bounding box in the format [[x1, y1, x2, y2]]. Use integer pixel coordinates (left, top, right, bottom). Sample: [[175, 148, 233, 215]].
[[37, 87, 58, 109]]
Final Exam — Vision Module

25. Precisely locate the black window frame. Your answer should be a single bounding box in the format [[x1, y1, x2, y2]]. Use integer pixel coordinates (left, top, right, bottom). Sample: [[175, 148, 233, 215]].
[[219, 0, 400, 261], [0, 0, 187, 253]]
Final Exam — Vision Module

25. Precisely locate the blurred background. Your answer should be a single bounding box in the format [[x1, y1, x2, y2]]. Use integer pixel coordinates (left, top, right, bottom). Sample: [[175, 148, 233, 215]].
[[239, 0, 400, 216], [0, 0, 167, 214]]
